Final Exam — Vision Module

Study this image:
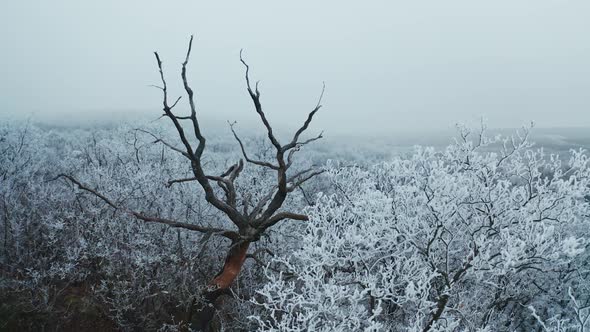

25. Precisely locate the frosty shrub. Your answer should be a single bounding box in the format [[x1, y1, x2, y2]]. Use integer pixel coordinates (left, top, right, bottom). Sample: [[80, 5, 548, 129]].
[[248, 125, 590, 332]]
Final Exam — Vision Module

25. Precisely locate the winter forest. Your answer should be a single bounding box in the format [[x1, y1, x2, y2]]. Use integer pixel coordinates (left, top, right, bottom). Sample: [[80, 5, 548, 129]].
[[1, 32, 590, 331], [3, 1, 590, 330]]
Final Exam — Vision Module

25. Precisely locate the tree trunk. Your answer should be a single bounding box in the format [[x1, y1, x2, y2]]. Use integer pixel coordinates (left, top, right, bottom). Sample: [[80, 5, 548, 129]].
[[423, 294, 449, 332], [185, 240, 251, 331]]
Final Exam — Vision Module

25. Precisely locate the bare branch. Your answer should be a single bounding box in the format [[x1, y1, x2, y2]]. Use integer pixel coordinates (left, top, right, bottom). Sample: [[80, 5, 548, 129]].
[[286, 131, 323, 168], [256, 211, 309, 233], [155, 36, 245, 230], [181, 34, 207, 159], [242, 193, 252, 216], [283, 82, 325, 152], [286, 146, 300, 168], [170, 96, 183, 109], [229, 159, 244, 181], [55, 174, 238, 240], [250, 167, 324, 220], [154, 51, 196, 160], [152, 37, 323, 241], [248, 188, 277, 220], [135, 129, 190, 158], [166, 177, 198, 187], [239, 50, 282, 151], [298, 131, 324, 146], [205, 160, 244, 208], [229, 121, 279, 170], [287, 169, 325, 192]]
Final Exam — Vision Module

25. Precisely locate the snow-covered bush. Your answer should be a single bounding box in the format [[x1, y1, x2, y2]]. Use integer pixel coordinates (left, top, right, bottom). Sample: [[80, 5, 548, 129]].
[[248, 125, 590, 331]]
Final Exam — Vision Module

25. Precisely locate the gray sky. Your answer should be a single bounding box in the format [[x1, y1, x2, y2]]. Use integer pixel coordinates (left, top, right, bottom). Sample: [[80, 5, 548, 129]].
[[1, 1, 589, 134]]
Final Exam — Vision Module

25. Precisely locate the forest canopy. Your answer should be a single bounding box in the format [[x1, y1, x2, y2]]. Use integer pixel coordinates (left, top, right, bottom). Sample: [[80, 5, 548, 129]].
[[1, 118, 589, 331], [1, 35, 589, 332]]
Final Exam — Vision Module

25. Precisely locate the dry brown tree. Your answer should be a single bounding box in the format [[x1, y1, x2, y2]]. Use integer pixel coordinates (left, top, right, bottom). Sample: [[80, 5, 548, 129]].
[[58, 35, 324, 330]]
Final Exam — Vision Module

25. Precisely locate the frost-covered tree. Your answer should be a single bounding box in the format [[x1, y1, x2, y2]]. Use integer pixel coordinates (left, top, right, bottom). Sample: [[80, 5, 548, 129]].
[[55, 36, 325, 330], [248, 124, 590, 331]]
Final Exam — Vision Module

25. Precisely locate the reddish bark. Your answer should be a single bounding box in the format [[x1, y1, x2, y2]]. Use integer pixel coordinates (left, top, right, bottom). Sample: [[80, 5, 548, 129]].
[[211, 241, 251, 290], [185, 241, 251, 331]]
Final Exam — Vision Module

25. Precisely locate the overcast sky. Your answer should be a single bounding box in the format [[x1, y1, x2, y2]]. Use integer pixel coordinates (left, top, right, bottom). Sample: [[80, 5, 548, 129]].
[[1, 1, 589, 134]]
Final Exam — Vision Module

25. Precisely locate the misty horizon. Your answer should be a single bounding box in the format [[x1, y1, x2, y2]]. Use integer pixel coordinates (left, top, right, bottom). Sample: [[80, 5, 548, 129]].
[[2, 1, 590, 134]]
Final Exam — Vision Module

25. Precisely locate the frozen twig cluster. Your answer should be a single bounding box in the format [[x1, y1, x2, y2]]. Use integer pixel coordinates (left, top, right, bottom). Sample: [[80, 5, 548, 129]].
[[248, 125, 590, 331]]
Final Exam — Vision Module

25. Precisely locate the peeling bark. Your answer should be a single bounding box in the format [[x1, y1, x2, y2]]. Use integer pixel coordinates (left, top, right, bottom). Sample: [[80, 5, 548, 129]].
[[186, 241, 251, 331], [211, 241, 251, 290]]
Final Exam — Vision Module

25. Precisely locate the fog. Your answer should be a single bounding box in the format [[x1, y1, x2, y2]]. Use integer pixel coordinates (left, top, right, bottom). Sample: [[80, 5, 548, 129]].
[[1, 1, 590, 135]]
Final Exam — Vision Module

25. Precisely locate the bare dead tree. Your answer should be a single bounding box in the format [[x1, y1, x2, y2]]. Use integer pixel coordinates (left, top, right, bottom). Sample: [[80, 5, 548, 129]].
[[58, 35, 324, 330]]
